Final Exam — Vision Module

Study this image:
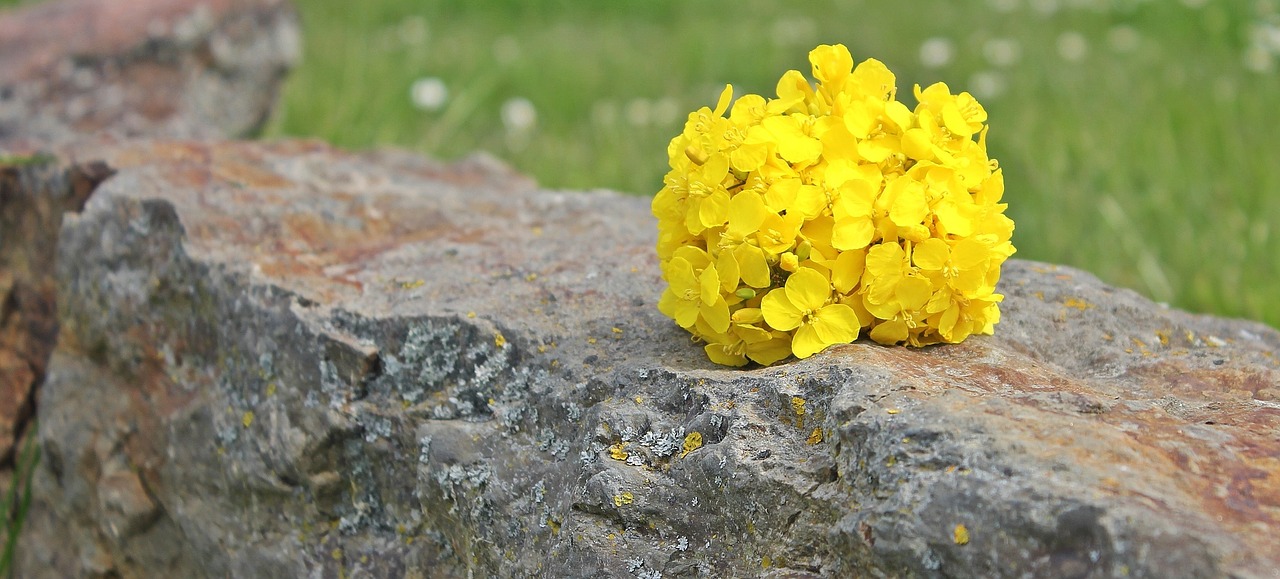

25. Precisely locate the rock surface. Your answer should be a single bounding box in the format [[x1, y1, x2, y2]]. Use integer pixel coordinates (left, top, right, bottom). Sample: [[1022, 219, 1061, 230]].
[[0, 0, 299, 143], [11, 139, 1280, 578], [0, 156, 110, 474]]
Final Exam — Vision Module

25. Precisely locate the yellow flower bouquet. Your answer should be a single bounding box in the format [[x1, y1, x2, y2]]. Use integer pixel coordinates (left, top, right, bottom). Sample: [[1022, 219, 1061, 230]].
[[654, 44, 1015, 366]]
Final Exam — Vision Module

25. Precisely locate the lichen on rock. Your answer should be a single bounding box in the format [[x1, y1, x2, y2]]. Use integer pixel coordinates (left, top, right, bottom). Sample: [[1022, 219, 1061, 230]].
[[5, 139, 1278, 578]]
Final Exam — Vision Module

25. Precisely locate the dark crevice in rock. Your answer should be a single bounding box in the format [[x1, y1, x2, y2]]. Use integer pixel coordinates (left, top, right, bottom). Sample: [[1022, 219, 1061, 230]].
[[0, 157, 113, 470]]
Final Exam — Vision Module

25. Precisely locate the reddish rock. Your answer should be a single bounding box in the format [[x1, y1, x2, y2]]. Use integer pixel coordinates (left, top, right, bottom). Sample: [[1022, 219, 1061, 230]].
[[0, 156, 110, 465], [0, 0, 298, 142], [10, 140, 1280, 577]]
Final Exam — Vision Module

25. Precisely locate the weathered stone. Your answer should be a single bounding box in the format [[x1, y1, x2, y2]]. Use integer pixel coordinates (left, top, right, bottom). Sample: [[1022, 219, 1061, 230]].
[[0, 0, 299, 142], [14, 140, 1280, 578]]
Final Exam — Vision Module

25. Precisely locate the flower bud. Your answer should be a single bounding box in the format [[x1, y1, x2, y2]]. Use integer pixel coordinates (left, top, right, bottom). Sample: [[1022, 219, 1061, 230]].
[[780, 252, 800, 273]]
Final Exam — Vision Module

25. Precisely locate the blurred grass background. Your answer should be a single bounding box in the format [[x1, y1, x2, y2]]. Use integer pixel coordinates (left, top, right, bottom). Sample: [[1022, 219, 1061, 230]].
[[0, 0, 1275, 328], [267, 0, 1280, 328]]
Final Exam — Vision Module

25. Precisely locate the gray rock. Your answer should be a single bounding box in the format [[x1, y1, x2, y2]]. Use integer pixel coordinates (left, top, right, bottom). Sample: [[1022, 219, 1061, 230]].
[[13, 140, 1280, 578], [0, 0, 299, 143]]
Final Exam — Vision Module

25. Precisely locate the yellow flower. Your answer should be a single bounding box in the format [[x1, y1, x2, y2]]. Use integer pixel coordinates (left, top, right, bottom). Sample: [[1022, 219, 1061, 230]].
[[653, 43, 1014, 366], [657, 256, 730, 333], [831, 177, 878, 250], [761, 268, 860, 358], [703, 321, 793, 367]]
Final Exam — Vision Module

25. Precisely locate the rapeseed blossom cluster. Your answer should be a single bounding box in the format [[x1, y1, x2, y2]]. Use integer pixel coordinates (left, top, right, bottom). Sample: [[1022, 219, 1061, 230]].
[[654, 44, 1015, 366]]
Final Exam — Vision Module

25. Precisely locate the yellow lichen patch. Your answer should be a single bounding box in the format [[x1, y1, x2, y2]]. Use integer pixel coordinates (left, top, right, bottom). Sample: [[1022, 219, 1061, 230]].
[[886, 408, 901, 415], [331, 548, 343, 560], [953, 523, 970, 545], [807, 428, 824, 445], [608, 443, 629, 461], [265, 382, 277, 397], [1156, 329, 1171, 347], [495, 332, 507, 348], [242, 411, 254, 428], [681, 431, 703, 457], [467, 311, 477, 318], [400, 279, 425, 289], [613, 492, 635, 507], [612, 327, 624, 334], [587, 337, 598, 345], [1102, 333, 1113, 341], [634, 396, 644, 405], [791, 396, 806, 417], [1063, 297, 1094, 310], [762, 555, 772, 568], [548, 518, 561, 534], [525, 273, 538, 282], [1033, 291, 1045, 301]]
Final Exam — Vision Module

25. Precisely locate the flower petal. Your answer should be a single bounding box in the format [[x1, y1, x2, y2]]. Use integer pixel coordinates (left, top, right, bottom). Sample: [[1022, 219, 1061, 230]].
[[761, 288, 803, 331], [869, 319, 908, 345], [734, 244, 772, 288], [784, 268, 831, 312], [701, 297, 731, 333], [832, 216, 874, 251], [813, 304, 860, 344], [830, 249, 866, 294], [705, 343, 748, 367], [897, 275, 933, 311], [791, 324, 827, 358], [727, 191, 768, 238], [747, 334, 794, 365], [912, 238, 949, 271]]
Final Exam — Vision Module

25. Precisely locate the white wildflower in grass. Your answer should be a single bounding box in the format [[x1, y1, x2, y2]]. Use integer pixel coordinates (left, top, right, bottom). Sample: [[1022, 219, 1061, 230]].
[[969, 70, 1008, 99], [1029, 0, 1059, 15], [1057, 31, 1089, 62], [653, 97, 681, 127], [982, 38, 1021, 67], [1243, 44, 1274, 73], [1107, 25, 1140, 54], [988, 0, 1019, 13], [919, 37, 955, 69], [626, 98, 653, 127], [770, 16, 816, 46], [410, 77, 447, 111], [398, 16, 427, 47], [591, 100, 618, 126], [1243, 20, 1280, 72], [492, 36, 521, 65], [501, 97, 538, 132]]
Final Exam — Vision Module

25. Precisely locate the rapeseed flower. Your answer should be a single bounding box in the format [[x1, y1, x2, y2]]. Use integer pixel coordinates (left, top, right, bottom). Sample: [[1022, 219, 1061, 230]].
[[654, 43, 1015, 366]]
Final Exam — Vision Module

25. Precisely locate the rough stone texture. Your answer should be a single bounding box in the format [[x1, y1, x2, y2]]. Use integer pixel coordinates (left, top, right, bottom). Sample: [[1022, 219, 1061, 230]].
[[12, 139, 1280, 578], [0, 156, 110, 471], [0, 0, 299, 143]]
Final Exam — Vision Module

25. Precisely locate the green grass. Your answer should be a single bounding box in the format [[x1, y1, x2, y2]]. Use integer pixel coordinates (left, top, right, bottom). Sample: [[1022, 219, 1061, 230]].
[[270, 0, 1280, 328], [1, 423, 39, 577]]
